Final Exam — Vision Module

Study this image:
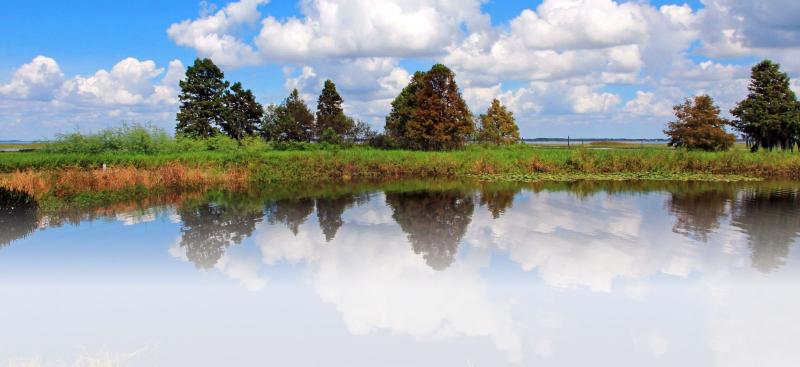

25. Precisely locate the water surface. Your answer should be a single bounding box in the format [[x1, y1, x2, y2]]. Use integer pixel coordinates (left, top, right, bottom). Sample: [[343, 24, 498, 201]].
[[1, 181, 799, 366]]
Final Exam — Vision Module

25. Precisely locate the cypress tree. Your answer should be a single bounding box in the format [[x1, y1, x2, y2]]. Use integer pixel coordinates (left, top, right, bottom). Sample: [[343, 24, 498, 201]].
[[221, 82, 263, 141], [176, 58, 229, 138], [315, 80, 353, 138], [731, 60, 800, 151], [386, 64, 473, 150], [665, 95, 736, 151], [385, 71, 425, 147], [478, 99, 520, 145]]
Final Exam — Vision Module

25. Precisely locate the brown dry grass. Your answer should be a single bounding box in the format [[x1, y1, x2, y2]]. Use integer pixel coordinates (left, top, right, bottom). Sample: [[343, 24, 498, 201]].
[[0, 162, 250, 199]]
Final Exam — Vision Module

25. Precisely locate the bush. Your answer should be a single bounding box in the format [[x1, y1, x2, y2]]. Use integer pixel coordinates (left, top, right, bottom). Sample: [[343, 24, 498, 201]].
[[45, 123, 173, 154]]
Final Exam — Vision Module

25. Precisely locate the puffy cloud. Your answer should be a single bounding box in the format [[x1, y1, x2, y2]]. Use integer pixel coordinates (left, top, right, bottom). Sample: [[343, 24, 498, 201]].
[[569, 86, 620, 114], [167, 0, 266, 67], [0, 56, 64, 100], [0, 56, 184, 139], [509, 0, 649, 51], [698, 0, 800, 56], [623, 91, 674, 117], [59, 58, 166, 105], [168, 0, 487, 66]]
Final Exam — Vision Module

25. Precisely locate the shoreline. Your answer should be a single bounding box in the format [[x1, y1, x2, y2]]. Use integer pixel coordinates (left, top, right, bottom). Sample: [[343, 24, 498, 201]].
[[1, 146, 797, 208]]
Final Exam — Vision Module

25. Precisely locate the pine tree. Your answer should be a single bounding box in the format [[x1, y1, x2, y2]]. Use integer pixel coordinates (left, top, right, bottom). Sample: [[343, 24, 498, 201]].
[[478, 99, 520, 145], [386, 64, 473, 150], [221, 82, 263, 141], [176, 58, 229, 138], [315, 80, 353, 138], [285, 89, 315, 142], [665, 95, 735, 151], [731, 60, 800, 151]]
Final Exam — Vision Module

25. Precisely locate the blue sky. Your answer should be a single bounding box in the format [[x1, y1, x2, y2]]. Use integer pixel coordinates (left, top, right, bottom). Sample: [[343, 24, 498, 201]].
[[1, 0, 799, 140]]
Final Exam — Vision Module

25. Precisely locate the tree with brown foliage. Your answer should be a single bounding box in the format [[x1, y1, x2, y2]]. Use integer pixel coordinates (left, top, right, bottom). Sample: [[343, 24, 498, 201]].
[[386, 65, 473, 150], [664, 95, 735, 151], [385, 190, 474, 271], [478, 99, 520, 145]]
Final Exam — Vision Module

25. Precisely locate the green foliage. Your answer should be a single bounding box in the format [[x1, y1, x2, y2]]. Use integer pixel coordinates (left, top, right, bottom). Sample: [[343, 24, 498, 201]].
[[385, 71, 424, 146], [731, 60, 800, 151], [385, 64, 474, 150], [316, 80, 353, 137], [221, 82, 264, 140], [478, 99, 520, 145], [319, 127, 343, 145], [260, 89, 315, 142], [44, 123, 173, 154], [285, 89, 315, 141], [665, 95, 736, 151], [176, 58, 229, 138]]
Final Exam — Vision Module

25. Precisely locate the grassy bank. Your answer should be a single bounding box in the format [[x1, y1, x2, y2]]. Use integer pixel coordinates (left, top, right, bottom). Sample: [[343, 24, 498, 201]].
[[1, 144, 798, 206]]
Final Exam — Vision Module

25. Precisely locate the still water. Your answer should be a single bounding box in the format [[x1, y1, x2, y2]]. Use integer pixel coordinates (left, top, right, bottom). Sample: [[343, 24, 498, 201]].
[[1, 181, 799, 366]]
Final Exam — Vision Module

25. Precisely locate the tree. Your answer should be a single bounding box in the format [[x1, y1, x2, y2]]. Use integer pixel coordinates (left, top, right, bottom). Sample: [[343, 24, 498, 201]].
[[265, 199, 315, 235], [664, 95, 735, 151], [178, 199, 263, 270], [731, 60, 800, 151], [386, 190, 474, 271], [478, 99, 520, 145], [316, 80, 353, 138], [285, 89, 316, 141], [385, 65, 473, 150], [0, 189, 38, 249], [731, 187, 800, 273], [176, 58, 229, 138], [260, 89, 315, 142], [221, 82, 263, 140], [385, 71, 425, 147]]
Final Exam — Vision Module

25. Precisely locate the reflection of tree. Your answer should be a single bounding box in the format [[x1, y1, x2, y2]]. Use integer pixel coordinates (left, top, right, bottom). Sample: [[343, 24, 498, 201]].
[[731, 188, 800, 273], [315, 194, 368, 242], [479, 188, 516, 219], [386, 191, 474, 271], [178, 201, 263, 270], [668, 187, 735, 242], [0, 189, 39, 248], [265, 199, 315, 235]]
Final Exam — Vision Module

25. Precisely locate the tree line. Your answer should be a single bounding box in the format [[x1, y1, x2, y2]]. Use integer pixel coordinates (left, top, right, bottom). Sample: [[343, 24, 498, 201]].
[[177, 57, 799, 153], [175, 59, 519, 150], [665, 59, 800, 152]]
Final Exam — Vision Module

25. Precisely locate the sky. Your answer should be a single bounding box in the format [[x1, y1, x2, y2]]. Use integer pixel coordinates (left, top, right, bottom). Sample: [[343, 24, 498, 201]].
[[1, 0, 799, 140]]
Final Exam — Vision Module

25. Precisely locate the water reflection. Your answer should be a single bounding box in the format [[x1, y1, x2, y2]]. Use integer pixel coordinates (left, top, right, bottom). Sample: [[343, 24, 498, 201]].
[[177, 195, 264, 269], [731, 187, 800, 273], [3, 181, 800, 366], [0, 189, 38, 248], [315, 194, 369, 242], [667, 184, 735, 242], [386, 190, 474, 270], [265, 198, 315, 235]]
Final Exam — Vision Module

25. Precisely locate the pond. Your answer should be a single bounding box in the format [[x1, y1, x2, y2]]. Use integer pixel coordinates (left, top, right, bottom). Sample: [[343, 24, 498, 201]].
[[1, 180, 799, 366]]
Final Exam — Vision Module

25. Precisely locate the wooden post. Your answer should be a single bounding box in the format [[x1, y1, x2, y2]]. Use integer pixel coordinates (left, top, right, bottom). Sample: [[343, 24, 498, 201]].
[[568, 136, 570, 149]]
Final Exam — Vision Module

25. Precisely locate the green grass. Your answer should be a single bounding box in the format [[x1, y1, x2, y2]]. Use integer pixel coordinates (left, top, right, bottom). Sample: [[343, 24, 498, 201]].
[[2, 144, 799, 180]]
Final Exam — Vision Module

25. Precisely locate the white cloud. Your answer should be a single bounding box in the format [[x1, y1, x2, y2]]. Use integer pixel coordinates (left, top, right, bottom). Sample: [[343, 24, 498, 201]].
[[59, 58, 165, 105], [623, 91, 674, 117], [0, 56, 64, 100], [167, 0, 267, 67], [0, 56, 183, 139]]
